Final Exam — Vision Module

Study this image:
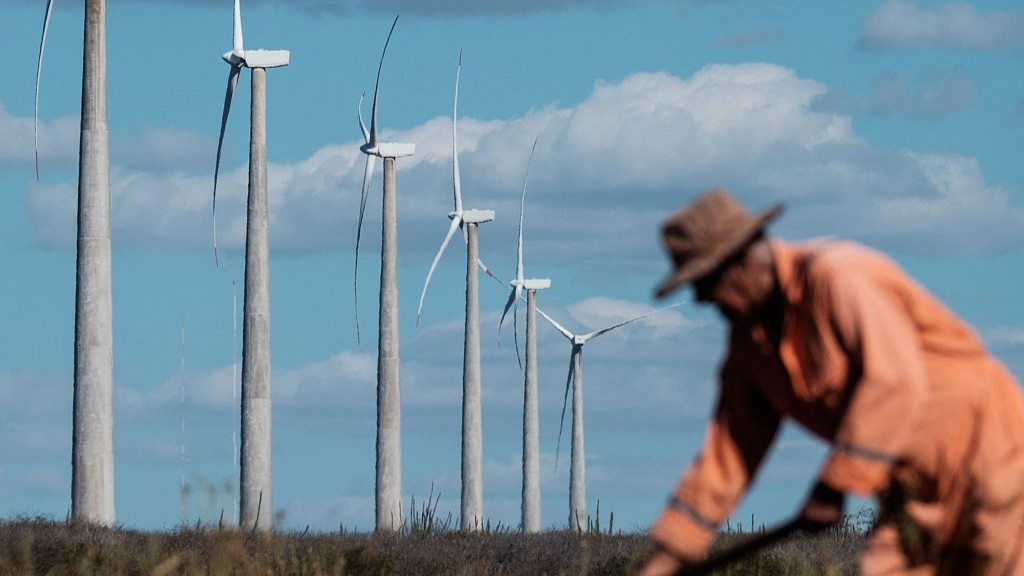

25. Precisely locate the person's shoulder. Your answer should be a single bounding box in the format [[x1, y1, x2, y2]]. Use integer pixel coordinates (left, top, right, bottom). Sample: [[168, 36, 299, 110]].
[[801, 239, 894, 278]]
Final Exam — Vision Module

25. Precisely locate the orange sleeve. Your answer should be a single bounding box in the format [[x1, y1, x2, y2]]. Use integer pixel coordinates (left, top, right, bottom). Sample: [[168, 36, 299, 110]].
[[651, 360, 781, 561], [812, 257, 927, 495]]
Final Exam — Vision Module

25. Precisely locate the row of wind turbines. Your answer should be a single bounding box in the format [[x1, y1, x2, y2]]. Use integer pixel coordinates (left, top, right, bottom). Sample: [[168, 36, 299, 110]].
[[33, 1, 681, 534]]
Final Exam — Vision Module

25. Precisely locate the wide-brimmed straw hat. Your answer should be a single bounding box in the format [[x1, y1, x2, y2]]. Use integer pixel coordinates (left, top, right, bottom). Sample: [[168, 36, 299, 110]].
[[654, 189, 782, 299]]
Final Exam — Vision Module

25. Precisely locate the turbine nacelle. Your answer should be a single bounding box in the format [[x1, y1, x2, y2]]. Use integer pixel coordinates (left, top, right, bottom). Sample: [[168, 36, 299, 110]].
[[454, 209, 495, 224], [511, 278, 550, 291], [362, 142, 415, 159], [222, 49, 290, 69]]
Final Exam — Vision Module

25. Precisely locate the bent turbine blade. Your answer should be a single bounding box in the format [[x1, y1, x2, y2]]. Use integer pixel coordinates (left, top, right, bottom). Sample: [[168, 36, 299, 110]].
[[369, 15, 399, 149], [353, 153, 377, 343], [417, 216, 462, 326], [213, 65, 241, 267], [513, 294, 522, 369], [358, 93, 370, 144], [34, 0, 56, 181], [514, 139, 539, 284], [554, 346, 579, 470], [498, 287, 517, 337], [453, 50, 464, 218]]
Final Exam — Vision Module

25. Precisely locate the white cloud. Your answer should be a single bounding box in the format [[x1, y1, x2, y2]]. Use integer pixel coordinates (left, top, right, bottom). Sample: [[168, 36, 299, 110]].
[[984, 327, 1024, 348], [21, 62, 1024, 271], [562, 296, 702, 338], [112, 127, 217, 172], [859, 0, 1024, 51], [864, 153, 1024, 254], [0, 102, 78, 170], [813, 70, 976, 119], [120, 350, 378, 416]]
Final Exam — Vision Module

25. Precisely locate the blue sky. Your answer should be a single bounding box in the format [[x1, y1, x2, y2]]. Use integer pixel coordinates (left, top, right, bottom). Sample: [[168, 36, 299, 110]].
[[1, 0, 1023, 532]]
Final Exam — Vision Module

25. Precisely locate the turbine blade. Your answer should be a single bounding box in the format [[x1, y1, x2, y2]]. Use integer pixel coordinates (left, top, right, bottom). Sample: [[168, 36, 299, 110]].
[[34, 0, 56, 181], [358, 92, 369, 144], [554, 347, 577, 471], [453, 50, 463, 216], [213, 65, 241, 268], [513, 294, 522, 370], [581, 301, 685, 342], [416, 216, 462, 326], [478, 257, 502, 284], [536, 307, 574, 341], [498, 288, 516, 338], [354, 153, 377, 343], [516, 282, 524, 364], [369, 15, 399, 148], [515, 138, 539, 283], [232, 0, 244, 52]]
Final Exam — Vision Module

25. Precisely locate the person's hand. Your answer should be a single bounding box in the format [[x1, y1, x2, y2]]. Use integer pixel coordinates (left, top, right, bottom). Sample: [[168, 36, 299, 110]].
[[799, 481, 845, 531], [635, 547, 686, 576]]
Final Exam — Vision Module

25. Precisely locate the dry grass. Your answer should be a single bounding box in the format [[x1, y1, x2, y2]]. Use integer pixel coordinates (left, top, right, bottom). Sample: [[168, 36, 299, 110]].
[[0, 511, 868, 576]]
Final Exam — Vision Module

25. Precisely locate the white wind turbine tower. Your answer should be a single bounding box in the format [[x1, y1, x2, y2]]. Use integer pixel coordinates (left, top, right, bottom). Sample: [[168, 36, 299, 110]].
[[497, 140, 549, 533], [211, 0, 289, 532], [36, 0, 115, 525], [537, 302, 682, 530], [416, 53, 495, 532], [354, 15, 416, 533]]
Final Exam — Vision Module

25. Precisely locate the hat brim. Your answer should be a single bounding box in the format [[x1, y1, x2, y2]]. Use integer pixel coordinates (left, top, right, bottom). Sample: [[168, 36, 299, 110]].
[[653, 204, 783, 299]]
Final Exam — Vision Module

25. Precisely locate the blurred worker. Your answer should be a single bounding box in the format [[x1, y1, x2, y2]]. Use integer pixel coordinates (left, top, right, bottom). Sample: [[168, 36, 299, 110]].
[[638, 189, 1024, 576]]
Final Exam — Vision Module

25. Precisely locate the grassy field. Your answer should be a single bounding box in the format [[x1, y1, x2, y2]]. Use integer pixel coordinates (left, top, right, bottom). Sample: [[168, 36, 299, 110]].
[[0, 513, 870, 576]]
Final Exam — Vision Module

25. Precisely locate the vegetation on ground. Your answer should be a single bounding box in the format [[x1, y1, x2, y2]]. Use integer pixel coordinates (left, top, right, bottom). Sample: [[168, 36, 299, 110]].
[[0, 508, 872, 576]]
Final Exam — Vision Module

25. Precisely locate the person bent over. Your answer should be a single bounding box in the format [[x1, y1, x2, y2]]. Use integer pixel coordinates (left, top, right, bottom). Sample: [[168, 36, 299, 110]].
[[638, 190, 1024, 576]]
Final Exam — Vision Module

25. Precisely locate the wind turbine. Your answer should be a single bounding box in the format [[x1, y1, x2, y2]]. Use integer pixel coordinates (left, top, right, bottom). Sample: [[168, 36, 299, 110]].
[[355, 15, 415, 533], [498, 139, 545, 366], [537, 302, 682, 530], [497, 140, 549, 533], [416, 52, 495, 532], [211, 0, 289, 532], [36, 0, 115, 525]]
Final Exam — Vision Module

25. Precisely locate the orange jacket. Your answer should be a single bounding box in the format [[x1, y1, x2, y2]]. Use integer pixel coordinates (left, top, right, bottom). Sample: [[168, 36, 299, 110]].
[[651, 240, 1024, 562]]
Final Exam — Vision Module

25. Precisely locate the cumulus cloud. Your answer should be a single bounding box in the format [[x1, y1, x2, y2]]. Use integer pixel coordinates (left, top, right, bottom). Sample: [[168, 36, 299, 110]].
[[859, 0, 1024, 51], [111, 127, 217, 172], [813, 70, 976, 119], [22, 63, 1024, 265], [561, 296, 702, 338], [0, 102, 79, 170], [120, 350, 377, 417]]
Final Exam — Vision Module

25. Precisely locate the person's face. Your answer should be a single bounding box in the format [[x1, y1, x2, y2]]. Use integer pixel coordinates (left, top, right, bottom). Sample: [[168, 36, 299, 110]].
[[693, 244, 773, 322]]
